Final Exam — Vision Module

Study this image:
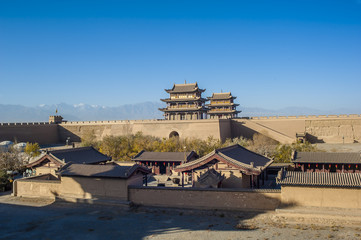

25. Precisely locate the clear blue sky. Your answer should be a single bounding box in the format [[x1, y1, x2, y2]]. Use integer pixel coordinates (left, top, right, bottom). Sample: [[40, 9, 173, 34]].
[[1, 0, 360, 111]]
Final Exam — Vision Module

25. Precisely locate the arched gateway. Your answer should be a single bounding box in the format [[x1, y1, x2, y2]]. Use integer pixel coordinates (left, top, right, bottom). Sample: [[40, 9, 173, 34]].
[[169, 131, 179, 138]]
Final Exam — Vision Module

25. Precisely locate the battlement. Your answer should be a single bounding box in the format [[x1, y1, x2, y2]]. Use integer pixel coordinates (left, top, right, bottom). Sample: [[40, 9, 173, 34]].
[[0, 122, 51, 126], [1, 114, 360, 126], [249, 114, 361, 120], [59, 118, 227, 125], [49, 115, 63, 124], [60, 119, 164, 125]]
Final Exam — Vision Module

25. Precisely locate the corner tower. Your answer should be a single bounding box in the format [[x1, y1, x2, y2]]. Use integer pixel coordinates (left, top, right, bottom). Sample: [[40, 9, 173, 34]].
[[206, 92, 240, 119], [49, 115, 63, 124], [159, 82, 207, 120]]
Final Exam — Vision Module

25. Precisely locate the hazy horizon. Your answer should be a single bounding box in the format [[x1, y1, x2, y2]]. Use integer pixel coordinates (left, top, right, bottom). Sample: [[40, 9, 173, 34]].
[[0, 101, 360, 123]]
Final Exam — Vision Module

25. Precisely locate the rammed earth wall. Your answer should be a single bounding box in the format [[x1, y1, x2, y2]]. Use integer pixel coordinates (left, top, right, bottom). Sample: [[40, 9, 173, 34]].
[[58, 119, 232, 143], [128, 186, 281, 211], [281, 186, 361, 209], [0, 122, 59, 144], [13, 177, 61, 199], [2, 114, 361, 144]]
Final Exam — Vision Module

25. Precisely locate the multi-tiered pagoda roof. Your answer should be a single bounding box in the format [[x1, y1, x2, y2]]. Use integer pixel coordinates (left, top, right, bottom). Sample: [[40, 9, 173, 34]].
[[207, 92, 241, 119], [159, 82, 207, 120]]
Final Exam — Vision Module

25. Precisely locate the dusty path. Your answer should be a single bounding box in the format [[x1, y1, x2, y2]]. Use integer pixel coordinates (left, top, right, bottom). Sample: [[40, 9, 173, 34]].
[[0, 193, 361, 240]]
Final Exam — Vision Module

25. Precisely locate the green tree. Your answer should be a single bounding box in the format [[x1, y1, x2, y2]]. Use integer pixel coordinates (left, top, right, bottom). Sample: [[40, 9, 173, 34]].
[[24, 142, 40, 157], [81, 130, 99, 148], [272, 141, 319, 163]]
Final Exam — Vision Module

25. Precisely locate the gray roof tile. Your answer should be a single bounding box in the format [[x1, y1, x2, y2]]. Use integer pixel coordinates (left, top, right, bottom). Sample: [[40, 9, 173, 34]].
[[208, 92, 235, 100], [276, 169, 361, 188], [58, 163, 151, 178], [175, 144, 273, 173], [166, 83, 205, 93], [49, 147, 111, 164], [132, 151, 197, 162], [293, 152, 361, 164]]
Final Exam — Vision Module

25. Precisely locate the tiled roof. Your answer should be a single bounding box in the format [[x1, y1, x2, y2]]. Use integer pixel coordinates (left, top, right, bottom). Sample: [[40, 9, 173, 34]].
[[276, 169, 361, 188], [208, 92, 235, 100], [132, 151, 198, 162], [198, 169, 225, 185], [166, 83, 205, 93], [208, 110, 240, 114], [49, 147, 111, 165], [159, 106, 207, 112], [58, 163, 151, 179], [217, 144, 273, 169], [293, 152, 361, 164], [160, 97, 207, 102], [175, 144, 273, 174]]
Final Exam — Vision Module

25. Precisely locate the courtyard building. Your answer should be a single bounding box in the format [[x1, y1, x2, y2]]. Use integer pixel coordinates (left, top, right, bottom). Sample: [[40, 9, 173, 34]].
[[132, 150, 198, 175], [13, 163, 151, 201], [174, 144, 273, 188], [26, 147, 111, 176], [292, 151, 361, 173]]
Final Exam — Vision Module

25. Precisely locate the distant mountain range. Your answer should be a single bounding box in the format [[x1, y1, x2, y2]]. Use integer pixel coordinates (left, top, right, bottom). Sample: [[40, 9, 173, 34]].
[[0, 102, 359, 123]]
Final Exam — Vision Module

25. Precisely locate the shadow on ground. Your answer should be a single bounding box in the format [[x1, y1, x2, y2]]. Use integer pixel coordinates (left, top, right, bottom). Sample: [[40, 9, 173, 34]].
[[0, 196, 276, 240]]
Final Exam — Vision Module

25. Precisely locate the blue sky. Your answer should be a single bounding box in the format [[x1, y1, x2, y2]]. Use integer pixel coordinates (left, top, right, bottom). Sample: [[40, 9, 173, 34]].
[[1, 0, 361, 112]]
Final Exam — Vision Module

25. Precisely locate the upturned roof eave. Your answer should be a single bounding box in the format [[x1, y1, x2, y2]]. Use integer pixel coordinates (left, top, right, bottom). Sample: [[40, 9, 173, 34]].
[[165, 88, 205, 94], [161, 98, 207, 102], [26, 153, 65, 168], [160, 107, 208, 112], [175, 149, 264, 175], [208, 110, 241, 114]]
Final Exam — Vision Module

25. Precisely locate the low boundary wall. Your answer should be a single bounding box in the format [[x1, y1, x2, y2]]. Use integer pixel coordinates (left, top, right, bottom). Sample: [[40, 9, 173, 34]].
[[128, 186, 281, 211], [281, 186, 361, 209], [13, 175, 61, 199]]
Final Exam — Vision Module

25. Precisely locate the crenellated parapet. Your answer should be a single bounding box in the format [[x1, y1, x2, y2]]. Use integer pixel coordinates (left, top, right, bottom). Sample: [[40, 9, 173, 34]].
[[0, 122, 51, 126], [59, 119, 166, 125], [249, 114, 361, 120]]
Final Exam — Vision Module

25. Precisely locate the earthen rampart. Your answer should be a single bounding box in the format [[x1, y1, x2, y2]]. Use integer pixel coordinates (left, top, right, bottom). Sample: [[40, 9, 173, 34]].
[[1, 114, 361, 145], [58, 119, 232, 143], [0, 122, 58, 144], [249, 114, 360, 120]]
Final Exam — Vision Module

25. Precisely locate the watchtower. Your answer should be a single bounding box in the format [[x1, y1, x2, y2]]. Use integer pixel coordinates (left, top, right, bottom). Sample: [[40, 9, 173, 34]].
[[49, 115, 63, 124]]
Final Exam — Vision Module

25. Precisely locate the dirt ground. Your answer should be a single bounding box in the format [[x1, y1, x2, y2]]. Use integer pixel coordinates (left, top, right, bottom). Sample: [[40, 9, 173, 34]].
[[315, 143, 361, 152], [1, 192, 361, 240]]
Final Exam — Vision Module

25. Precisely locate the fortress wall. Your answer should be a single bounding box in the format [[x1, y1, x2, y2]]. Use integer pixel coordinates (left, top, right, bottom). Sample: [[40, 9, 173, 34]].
[[249, 119, 305, 139], [2, 114, 361, 145], [234, 114, 361, 144], [230, 119, 301, 143], [58, 119, 227, 143], [0, 123, 59, 144], [305, 119, 361, 143], [218, 119, 233, 141], [250, 114, 360, 120]]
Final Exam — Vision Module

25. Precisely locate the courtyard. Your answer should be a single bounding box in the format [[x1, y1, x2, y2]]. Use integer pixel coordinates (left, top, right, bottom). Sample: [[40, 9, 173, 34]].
[[1, 192, 361, 240]]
